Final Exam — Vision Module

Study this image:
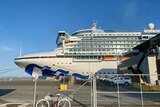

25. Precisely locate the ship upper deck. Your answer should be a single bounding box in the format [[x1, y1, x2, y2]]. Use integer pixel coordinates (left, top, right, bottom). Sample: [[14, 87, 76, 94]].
[[71, 29, 105, 36]]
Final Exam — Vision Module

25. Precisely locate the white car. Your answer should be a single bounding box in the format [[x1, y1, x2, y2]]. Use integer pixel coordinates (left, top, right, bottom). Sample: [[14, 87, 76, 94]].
[[109, 77, 132, 85], [103, 76, 115, 81]]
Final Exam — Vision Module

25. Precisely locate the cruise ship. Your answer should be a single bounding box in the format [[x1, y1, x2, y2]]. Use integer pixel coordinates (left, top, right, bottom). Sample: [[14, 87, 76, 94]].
[[14, 23, 160, 79]]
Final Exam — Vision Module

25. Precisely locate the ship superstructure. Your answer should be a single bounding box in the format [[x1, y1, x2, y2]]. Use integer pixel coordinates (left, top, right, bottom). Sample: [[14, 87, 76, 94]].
[[57, 23, 159, 61]]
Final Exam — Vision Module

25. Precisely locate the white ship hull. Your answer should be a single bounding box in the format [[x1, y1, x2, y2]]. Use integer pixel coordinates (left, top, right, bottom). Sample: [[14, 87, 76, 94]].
[[15, 54, 117, 79]]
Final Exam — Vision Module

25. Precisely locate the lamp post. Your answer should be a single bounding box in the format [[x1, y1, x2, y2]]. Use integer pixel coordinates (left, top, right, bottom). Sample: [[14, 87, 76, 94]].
[[116, 45, 121, 107], [116, 46, 121, 69]]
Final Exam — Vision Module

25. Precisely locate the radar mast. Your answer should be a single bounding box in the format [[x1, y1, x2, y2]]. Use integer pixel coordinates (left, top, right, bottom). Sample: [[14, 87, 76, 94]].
[[92, 22, 97, 30]]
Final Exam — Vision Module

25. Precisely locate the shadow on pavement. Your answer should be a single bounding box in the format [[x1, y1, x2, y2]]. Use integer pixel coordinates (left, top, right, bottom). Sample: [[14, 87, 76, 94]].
[[0, 89, 15, 96]]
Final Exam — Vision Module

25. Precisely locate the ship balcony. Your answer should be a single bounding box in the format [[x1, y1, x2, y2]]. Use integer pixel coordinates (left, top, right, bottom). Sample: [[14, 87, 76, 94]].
[[64, 51, 124, 56], [73, 58, 102, 62], [81, 39, 140, 42], [67, 47, 134, 49]]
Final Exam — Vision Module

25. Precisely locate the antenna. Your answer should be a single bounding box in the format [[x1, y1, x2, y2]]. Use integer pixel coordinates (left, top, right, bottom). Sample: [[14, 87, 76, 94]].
[[19, 46, 22, 56], [96, 20, 98, 24], [92, 20, 98, 30]]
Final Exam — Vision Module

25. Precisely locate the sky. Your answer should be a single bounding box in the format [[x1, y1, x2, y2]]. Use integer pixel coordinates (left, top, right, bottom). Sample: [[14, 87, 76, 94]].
[[0, 0, 160, 77]]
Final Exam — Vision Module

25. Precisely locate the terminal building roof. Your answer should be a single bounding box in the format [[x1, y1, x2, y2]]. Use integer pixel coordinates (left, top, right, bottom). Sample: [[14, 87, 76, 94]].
[[123, 33, 160, 56]]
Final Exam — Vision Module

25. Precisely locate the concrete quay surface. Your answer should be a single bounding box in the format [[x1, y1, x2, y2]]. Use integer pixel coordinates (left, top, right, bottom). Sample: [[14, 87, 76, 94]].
[[0, 79, 160, 107]]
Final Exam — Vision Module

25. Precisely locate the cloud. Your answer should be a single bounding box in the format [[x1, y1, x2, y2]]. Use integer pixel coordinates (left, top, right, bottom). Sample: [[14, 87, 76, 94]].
[[123, 1, 137, 22], [0, 45, 15, 52]]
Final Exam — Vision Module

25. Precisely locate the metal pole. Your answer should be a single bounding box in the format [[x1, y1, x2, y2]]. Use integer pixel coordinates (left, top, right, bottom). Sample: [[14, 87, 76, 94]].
[[63, 74, 65, 84], [91, 77, 93, 107], [117, 74, 120, 107], [33, 78, 37, 107], [139, 74, 144, 107], [89, 62, 93, 107], [93, 75, 97, 107], [116, 48, 120, 107]]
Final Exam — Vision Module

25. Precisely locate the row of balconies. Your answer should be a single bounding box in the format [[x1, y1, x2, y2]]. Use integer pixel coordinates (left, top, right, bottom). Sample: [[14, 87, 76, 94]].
[[69, 46, 134, 49], [65, 51, 124, 55], [81, 33, 141, 37], [81, 38, 140, 41]]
